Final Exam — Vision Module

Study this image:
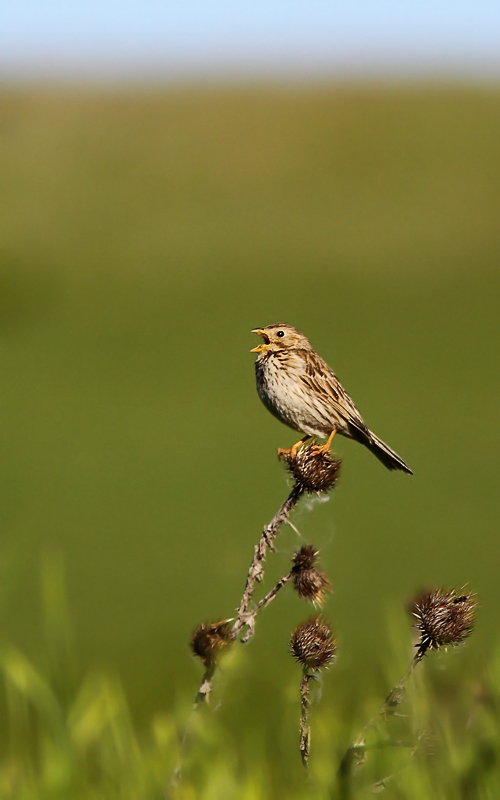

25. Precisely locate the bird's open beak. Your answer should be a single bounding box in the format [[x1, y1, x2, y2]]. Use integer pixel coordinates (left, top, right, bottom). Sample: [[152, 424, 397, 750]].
[[250, 328, 270, 353]]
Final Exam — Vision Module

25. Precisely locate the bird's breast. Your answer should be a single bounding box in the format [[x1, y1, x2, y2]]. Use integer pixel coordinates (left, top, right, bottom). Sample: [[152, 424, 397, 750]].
[[255, 351, 333, 436]]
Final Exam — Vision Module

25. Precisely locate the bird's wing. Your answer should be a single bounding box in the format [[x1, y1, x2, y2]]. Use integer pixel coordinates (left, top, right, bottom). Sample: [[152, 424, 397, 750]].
[[300, 354, 371, 437]]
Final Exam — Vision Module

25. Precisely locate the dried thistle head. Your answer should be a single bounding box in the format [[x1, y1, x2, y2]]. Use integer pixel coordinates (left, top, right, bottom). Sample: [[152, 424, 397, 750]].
[[281, 443, 341, 494], [191, 620, 235, 667], [413, 588, 477, 658], [406, 587, 433, 619], [291, 545, 332, 608], [290, 616, 337, 672]]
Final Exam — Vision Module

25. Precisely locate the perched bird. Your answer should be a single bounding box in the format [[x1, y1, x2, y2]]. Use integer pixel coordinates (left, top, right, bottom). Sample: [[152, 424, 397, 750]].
[[251, 323, 412, 474]]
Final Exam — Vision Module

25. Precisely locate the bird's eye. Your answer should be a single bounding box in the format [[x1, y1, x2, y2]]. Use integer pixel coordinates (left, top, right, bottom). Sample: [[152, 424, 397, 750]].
[[277, 330, 285, 338]]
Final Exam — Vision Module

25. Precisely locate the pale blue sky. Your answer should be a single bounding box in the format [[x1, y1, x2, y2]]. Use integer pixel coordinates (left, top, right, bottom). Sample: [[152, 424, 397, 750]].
[[1, 1, 500, 82]]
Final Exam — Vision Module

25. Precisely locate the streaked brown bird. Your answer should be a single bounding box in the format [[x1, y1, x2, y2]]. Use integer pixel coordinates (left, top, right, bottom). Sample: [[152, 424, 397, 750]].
[[251, 323, 412, 474]]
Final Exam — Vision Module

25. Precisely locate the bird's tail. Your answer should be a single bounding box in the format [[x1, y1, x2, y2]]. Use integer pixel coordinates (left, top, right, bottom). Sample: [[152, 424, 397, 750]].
[[366, 432, 413, 474]]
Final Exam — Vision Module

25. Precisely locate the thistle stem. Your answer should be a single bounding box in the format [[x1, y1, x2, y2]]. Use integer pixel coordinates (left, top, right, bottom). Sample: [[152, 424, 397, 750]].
[[189, 483, 304, 715], [339, 650, 424, 779], [233, 483, 304, 639], [299, 672, 313, 770]]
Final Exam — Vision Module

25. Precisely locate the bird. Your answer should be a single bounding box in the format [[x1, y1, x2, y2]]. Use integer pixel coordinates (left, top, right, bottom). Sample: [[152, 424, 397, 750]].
[[251, 323, 413, 474]]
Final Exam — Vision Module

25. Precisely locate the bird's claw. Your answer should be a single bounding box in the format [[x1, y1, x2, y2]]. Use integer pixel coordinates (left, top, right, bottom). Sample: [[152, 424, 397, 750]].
[[310, 443, 331, 456]]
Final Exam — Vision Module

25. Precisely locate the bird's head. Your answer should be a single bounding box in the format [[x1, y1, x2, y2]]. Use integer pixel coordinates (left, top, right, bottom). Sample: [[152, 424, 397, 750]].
[[250, 323, 309, 354]]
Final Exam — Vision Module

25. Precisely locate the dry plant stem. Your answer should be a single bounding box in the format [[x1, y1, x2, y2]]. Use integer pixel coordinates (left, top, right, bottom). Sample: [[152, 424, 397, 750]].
[[253, 570, 293, 613], [238, 571, 294, 643], [379, 651, 424, 718], [242, 570, 293, 616], [194, 662, 217, 708], [299, 672, 313, 770], [174, 469, 321, 792], [233, 483, 304, 639], [169, 661, 217, 791], [190, 484, 304, 713], [339, 651, 424, 778]]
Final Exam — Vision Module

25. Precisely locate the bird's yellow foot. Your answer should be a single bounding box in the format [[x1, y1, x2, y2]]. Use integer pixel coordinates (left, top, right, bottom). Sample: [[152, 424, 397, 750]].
[[277, 436, 312, 460], [311, 430, 336, 455]]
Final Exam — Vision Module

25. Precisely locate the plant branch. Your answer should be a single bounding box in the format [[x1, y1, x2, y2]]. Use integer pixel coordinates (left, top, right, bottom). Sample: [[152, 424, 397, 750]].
[[233, 483, 304, 639], [238, 570, 293, 644], [339, 650, 424, 779], [299, 672, 312, 770]]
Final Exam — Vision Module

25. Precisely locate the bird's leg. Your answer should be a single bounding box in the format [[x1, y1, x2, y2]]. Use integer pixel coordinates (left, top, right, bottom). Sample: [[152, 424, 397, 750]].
[[277, 435, 312, 460], [312, 430, 336, 455]]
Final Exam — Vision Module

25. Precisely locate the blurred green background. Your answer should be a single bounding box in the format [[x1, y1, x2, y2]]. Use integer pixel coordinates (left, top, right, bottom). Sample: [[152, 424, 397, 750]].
[[0, 82, 499, 733]]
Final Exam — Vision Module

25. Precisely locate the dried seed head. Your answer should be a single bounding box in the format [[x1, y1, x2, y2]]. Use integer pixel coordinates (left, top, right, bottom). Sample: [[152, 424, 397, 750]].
[[406, 588, 433, 619], [413, 588, 477, 658], [290, 616, 337, 672], [281, 443, 341, 494], [292, 545, 332, 607], [191, 620, 235, 666], [292, 543, 318, 571]]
